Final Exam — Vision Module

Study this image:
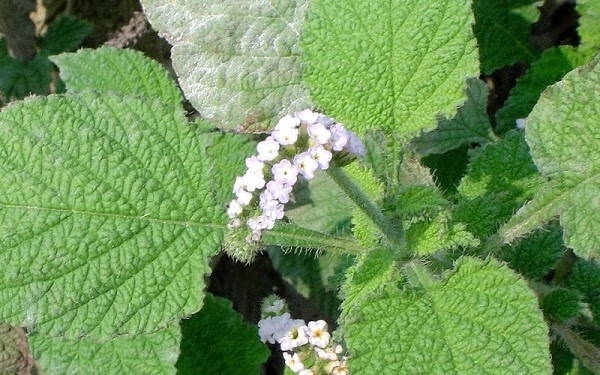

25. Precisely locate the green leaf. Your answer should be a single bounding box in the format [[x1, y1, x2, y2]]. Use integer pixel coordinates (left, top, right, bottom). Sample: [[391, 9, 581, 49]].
[[51, 47, 183, 107], [500, 223, 564, 279], [339, 248, 397, 324], [176, 295, 269, 375], [0, 323, 33, 374], [0, 51, 52, 99], [413, 78, 496, 156], [473, 0, 539, 74], [577, 0, 600, 50], [0, 92, 226, 339], [30, 326, 180, 375], [496, 59, 600, 258], [139, 0, 312, 131], [342, 257, 551, 374], [40, 16, 93, 55], [569, 259, 600, 324], [541, 288, 581, 323], [455, 131, 544, 239], [302, 0, 479, 137], [285, 173, 352, 235], [422, 146, 470, 194], [405, 215, 479, 256], [495, 46, 593, 133]]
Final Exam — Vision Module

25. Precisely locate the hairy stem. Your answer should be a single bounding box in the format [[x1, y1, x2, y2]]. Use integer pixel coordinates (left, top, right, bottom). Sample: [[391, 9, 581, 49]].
[[262, 223, 365, 255], [553, 323, 600, 373], [327, 166, 408, 258]]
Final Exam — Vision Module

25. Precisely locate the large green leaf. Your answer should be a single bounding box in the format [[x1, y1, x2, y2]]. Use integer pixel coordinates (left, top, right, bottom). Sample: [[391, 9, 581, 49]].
[[495, 46, 593, 133], [301, 0, 479, 137], [139, 0, 312, 131], [413, 78, 496, 156], [0, 92, 226, 339], [473, 0, 539, 74], [577, 0, 600, 50], [176, 295, 269, 375], [342, 257, 551, 374], [30, 326, 180, 375], [51, 47, 183, 108], [496, 58, 600, 258]]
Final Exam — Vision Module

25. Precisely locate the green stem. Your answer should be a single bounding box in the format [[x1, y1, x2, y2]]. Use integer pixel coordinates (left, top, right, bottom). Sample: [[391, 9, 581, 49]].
[[327, 167, 408, 258], [262, 223, 365, 255], [552, 323, 600, 374]]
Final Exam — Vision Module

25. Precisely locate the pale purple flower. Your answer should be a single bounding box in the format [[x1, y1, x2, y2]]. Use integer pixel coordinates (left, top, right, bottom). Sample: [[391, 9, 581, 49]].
[[294, 152, 319, 180], [272, 159, 299, 185]]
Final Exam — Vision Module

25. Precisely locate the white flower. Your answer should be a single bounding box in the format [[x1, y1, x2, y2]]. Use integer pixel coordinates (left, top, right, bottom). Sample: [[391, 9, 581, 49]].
[[294, 152, 319, 180], [257, 136, 280, 161], [315, 346, 339, 361], [227, 200, 243, 218], [279, 320, 309, 351], [235, 189, 252, 205], [272, 159, 299, 185], [263, 202, 284, 221], [227, 218, 241, 229], [346, 130, 366, 156], [245, 155, 265, 172], [329, 123, 349, 151], [306, 320, 330, 348], [295, 109, 319, 125], [516, 118, 527, 130], [233, 176, 246, 193], [298, 370, 314, 375], [276, 114, 301, 130], [307, 122, 331, 145], [258, 313, 293, 344], [308, 145, 332, 170], [266, 180, 293, 203], [264, 299, 286, 314], [283, 352, 305, 373], [242, 170, 265, 192], [317, 114, 334, 127], [272, 125, 299, 146], [331, 357, 349, 375]]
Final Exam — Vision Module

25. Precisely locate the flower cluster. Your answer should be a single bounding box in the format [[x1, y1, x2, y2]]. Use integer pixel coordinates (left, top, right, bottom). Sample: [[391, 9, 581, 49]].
[[258, 296, 349, 375], [227, 109, 365, 242]]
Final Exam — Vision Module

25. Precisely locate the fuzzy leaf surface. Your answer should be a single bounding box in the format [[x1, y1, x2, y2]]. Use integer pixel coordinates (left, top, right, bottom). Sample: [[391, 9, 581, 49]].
[[0, 92, 227, 339], [455, 131, 543, 239], [51, 47, 183, 107], [495, 46, 593, 133], [139, 0, 312, 131], [176, 294, 269, 375], [577, 0, 600, 50], [473, 0, 539, 73], [30, 326, 180, 375], [497, 59, 600, 258], [302, 0, 479, 137], [413, 78, 496, 156], [343, 257, 551, 374]]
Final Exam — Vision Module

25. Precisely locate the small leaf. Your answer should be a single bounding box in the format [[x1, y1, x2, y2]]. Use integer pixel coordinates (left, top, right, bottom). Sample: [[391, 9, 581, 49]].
[[495, 46, 593, 133], [302, 0, 479, 137], [473, 0, 540, 73], [0, 92, 227, 339], [139, 0, 312, 131], [541, 288, 581, 323], [404, 214, 479, 256], [342, 257, 551, 374], [455, 131, 544, 239], [51, 47, 183, 107], [40, 16, 93, 55], [496, 59, 600, 258], [0, 51, 52, 99], [500, 223, 564, 279], [413, 78, 496, 156], [30, 326, 180, 375], [176, 295, 269, 375]]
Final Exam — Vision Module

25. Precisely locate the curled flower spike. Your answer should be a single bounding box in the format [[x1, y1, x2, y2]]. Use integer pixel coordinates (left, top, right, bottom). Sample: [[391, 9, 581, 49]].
[[258, 296, 350, 375], [225, 109, 365, 244]]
